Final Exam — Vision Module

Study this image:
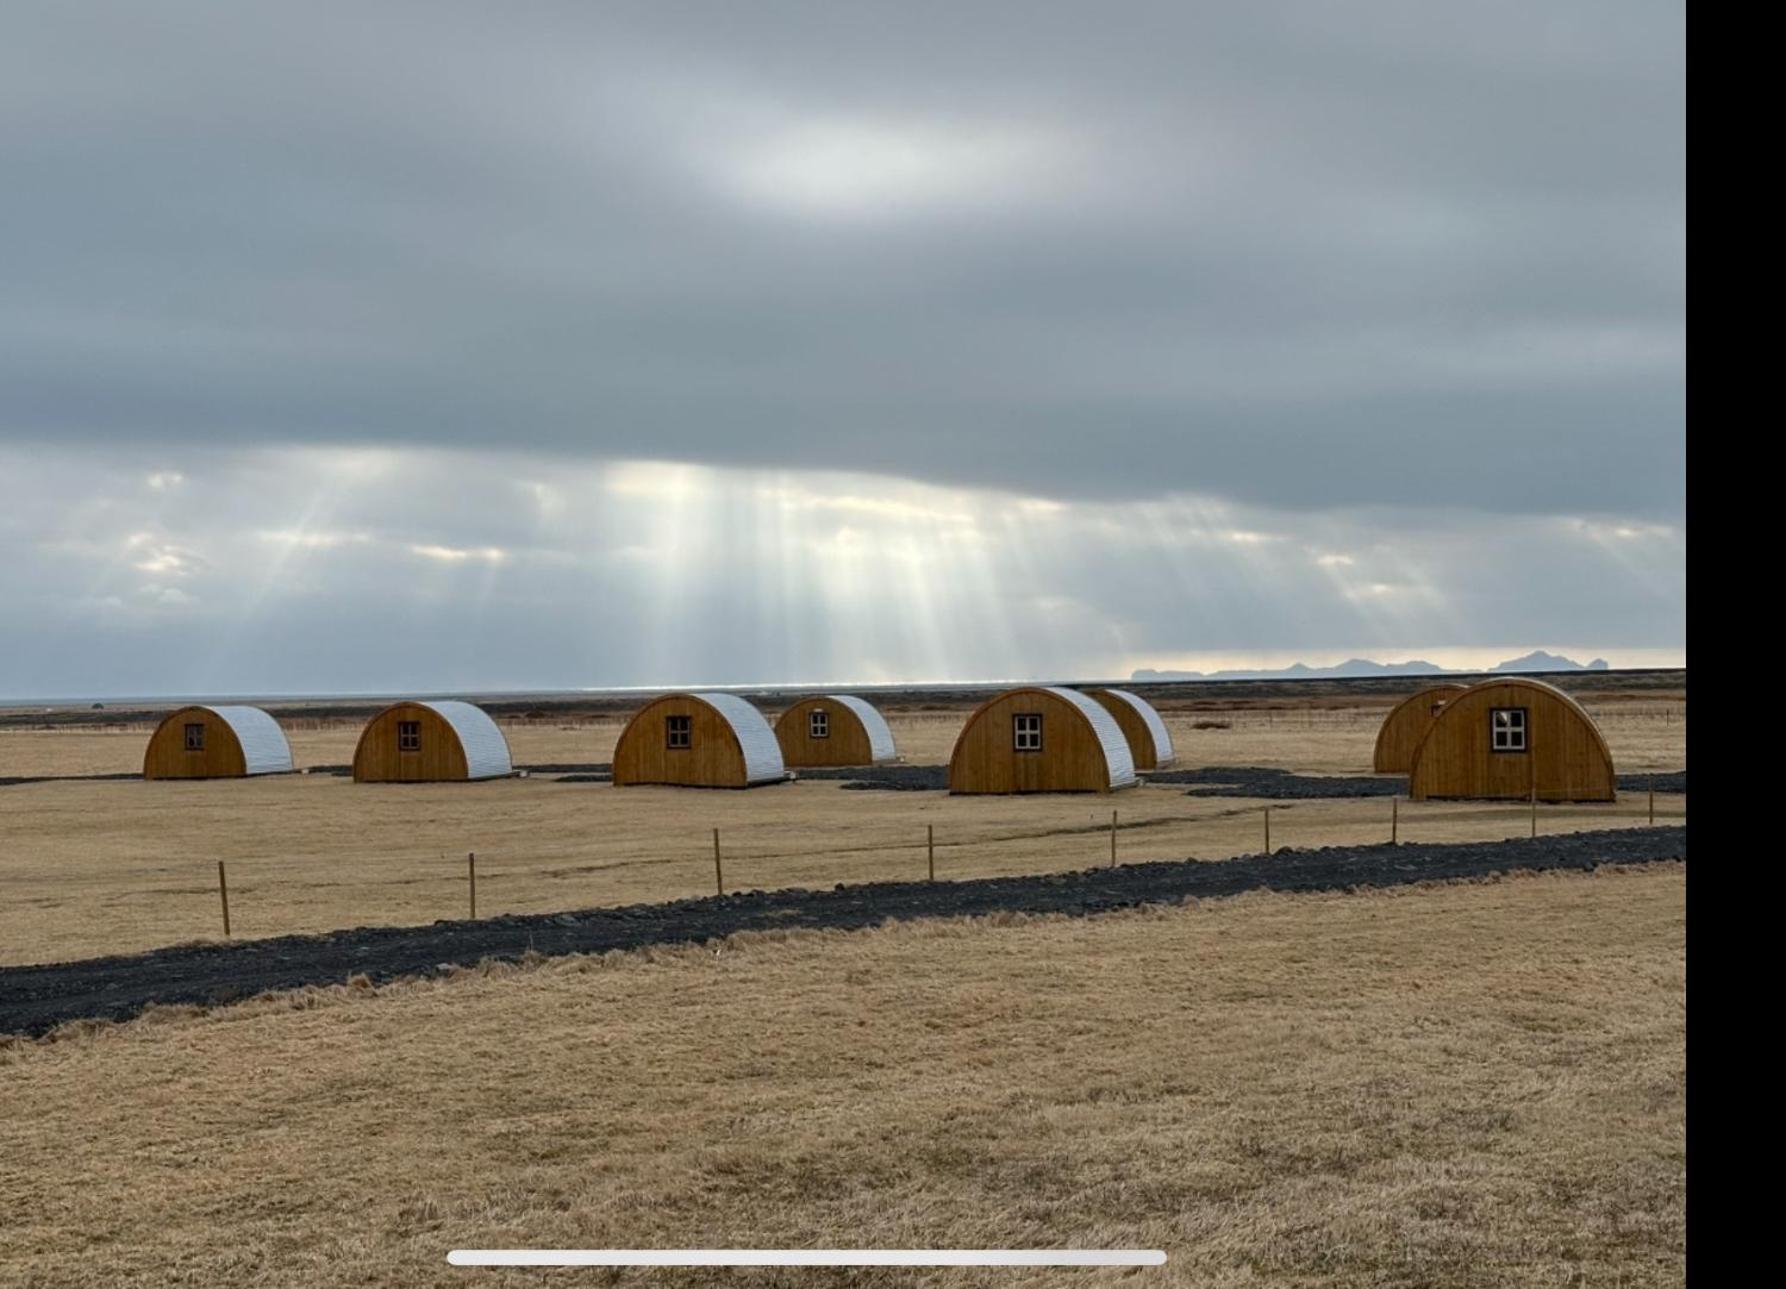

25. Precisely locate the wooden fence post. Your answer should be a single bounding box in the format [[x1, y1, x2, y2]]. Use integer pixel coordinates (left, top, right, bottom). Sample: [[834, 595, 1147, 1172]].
[[1530, 782, 1538, 839], [927, 823, 935, 882], [713, 828, 724, 896], [1264, 806, 1271, 855], [1392, 796, 1398, 845], [1110, 810, 1118, 869], [1649, 777, 1655, 826], [468, 852, 477, 920], [217, 860, 231, 938]]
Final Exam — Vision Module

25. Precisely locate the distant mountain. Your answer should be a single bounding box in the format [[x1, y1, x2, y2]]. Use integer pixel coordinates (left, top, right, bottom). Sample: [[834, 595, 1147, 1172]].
[[1490, 650, 1610, 673], [1132, 651, 1611, 682]]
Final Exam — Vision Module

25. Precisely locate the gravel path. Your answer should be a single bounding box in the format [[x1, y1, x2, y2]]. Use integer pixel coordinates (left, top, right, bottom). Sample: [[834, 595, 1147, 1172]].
[[788, 764, 1687, 797], [0, 826, 1684, 1038]]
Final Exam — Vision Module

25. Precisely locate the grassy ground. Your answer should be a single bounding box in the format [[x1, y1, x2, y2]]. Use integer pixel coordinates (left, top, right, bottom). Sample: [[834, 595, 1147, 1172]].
[[0, 704, 1686, 966], [0, 696, 1690, 778], [0, 865, 1685, 1287]]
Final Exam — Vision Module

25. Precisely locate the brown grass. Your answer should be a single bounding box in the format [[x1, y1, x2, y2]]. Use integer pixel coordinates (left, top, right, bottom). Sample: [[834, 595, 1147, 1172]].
[[0, 706, 1687, 966], [0, 866, 1685, 1287]]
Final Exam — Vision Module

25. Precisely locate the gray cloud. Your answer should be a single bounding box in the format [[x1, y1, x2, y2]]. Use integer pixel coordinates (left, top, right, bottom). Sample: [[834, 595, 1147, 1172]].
[[0, 446, 1683, 697], [1, 1, 1683, 514]]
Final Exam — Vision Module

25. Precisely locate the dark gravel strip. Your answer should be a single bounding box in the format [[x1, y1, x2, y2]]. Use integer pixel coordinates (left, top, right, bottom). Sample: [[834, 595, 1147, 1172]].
[[0, 826, 1684, 1038], [1618, 772, 1686, 793]]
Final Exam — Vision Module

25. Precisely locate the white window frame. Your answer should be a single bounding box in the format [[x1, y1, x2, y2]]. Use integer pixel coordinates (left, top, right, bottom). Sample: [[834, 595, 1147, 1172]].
[[1013, 713, 1043, 752], [1490, 707, 1527, 753], [666, 714, 692, 749], [184, 722, 205, 752], [809, 709, 830, 739]]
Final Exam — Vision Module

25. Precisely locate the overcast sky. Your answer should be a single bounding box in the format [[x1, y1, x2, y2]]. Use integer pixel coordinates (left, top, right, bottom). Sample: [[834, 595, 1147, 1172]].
[[0, 1, 1683, 697]]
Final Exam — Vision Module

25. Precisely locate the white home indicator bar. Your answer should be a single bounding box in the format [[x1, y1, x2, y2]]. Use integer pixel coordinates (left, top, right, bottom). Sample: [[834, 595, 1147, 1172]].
[[448, 1249, 1166, 1268]]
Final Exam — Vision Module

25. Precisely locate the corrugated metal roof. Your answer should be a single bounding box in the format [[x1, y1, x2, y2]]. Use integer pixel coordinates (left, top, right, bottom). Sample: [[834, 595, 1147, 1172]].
[[1099, 688, 1175, 766], [826, 694, 898, 764], [417, 700, 513, 780], [691, 692, 786, 784], [204, 705, 293, 776], [1042, 686, 1137, 788]]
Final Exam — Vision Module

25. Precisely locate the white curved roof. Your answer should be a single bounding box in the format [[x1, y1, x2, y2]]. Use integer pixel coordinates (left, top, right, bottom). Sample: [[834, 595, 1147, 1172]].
[[1042, 686, 1137, 789], [203, 705, 294, 776], [692, 692, 786, 785], [1099, 688, 1176, 766], [417, 700, 513, 780], [826, 694, 898, 764]]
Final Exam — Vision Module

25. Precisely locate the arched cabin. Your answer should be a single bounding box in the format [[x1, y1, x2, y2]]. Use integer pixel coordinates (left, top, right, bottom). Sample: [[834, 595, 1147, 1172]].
[[143, 705, 294, 779], [948, 686, 1137, 794], [611, 692, 787, 788]]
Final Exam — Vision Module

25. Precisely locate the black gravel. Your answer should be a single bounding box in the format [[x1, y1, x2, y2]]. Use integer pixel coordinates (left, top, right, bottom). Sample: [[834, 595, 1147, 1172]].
[[1157, 767, 1407, 798], [1619, 771, 1686, 793], [829, 766, 951, 791], [0, 772, 142, 787], [0, 826, 1684, 1038]]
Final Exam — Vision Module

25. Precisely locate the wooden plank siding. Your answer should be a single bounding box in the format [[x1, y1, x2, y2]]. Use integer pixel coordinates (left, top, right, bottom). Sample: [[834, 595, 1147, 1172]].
[[612, 695, 756, 788], [1407, 678, 1616, 802], [1085, 689, 1169, 771], [142, 706, 249, 779], [948, 688, 1127, 794], [1371, 683, 1470, 773], [352, 703, 472, 782], [774, 697, 877, 768]]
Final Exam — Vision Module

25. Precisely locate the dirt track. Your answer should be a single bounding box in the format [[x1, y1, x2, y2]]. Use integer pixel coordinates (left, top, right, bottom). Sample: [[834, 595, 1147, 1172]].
[[0, 826, 1684, 1038]]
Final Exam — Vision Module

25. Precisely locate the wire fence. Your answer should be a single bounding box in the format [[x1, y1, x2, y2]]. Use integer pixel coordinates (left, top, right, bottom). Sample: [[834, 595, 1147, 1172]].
[[167, 791, 1684, 948]]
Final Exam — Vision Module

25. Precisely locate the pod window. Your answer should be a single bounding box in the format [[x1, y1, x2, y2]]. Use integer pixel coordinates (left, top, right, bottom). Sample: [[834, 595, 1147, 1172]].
[[398, 720, 421, 753], [183, 723, 205, 752], [1490, 707, 1527, 753], [809, 709, 830, 739], [1014, 713, 1043, 752], [666, 714, 692, 749]]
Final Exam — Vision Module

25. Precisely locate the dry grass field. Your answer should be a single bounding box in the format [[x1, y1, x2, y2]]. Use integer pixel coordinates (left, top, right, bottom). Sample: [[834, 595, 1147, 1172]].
[[0, 865, 1685, 1287], [0, 699, 1686, 966]]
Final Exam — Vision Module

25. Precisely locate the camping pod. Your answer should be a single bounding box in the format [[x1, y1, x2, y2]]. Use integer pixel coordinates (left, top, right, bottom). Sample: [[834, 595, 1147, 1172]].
[[143, 705, 294, 779], [774, 694, 899, 768], [1372, 683, 1470, 773], [611, 692, 787, 788], [352, 700, 514, 782], [1084, 688, 1176, 771], [948, 686, 1137, 794], [1407, 677, 1615, 802]]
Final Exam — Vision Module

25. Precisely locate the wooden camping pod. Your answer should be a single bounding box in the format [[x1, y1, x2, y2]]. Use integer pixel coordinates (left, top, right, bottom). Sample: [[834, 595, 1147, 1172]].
[[611, 692, 787, 788], [1084, 688, 1176, 771], [351, 700, 513, 782], [948, 686, 1137, 795], [1407, 677, 1615, 802], [143, 705, 294, 779], [774, 695, 899, 768], [1371, 683, 1470, 773]]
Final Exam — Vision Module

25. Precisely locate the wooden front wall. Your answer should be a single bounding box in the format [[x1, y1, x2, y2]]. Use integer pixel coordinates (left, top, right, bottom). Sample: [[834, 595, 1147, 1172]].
[[1408, 682, 1615, 802], [142, 706, 248, 779], [611, 696, 751, 788], [1086, 690, 1163, 771], [774, 697, 877, 767], [1371, 683, 1469, 773], [948, 688, 1120, 794], [352, 704, 471, 782]]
